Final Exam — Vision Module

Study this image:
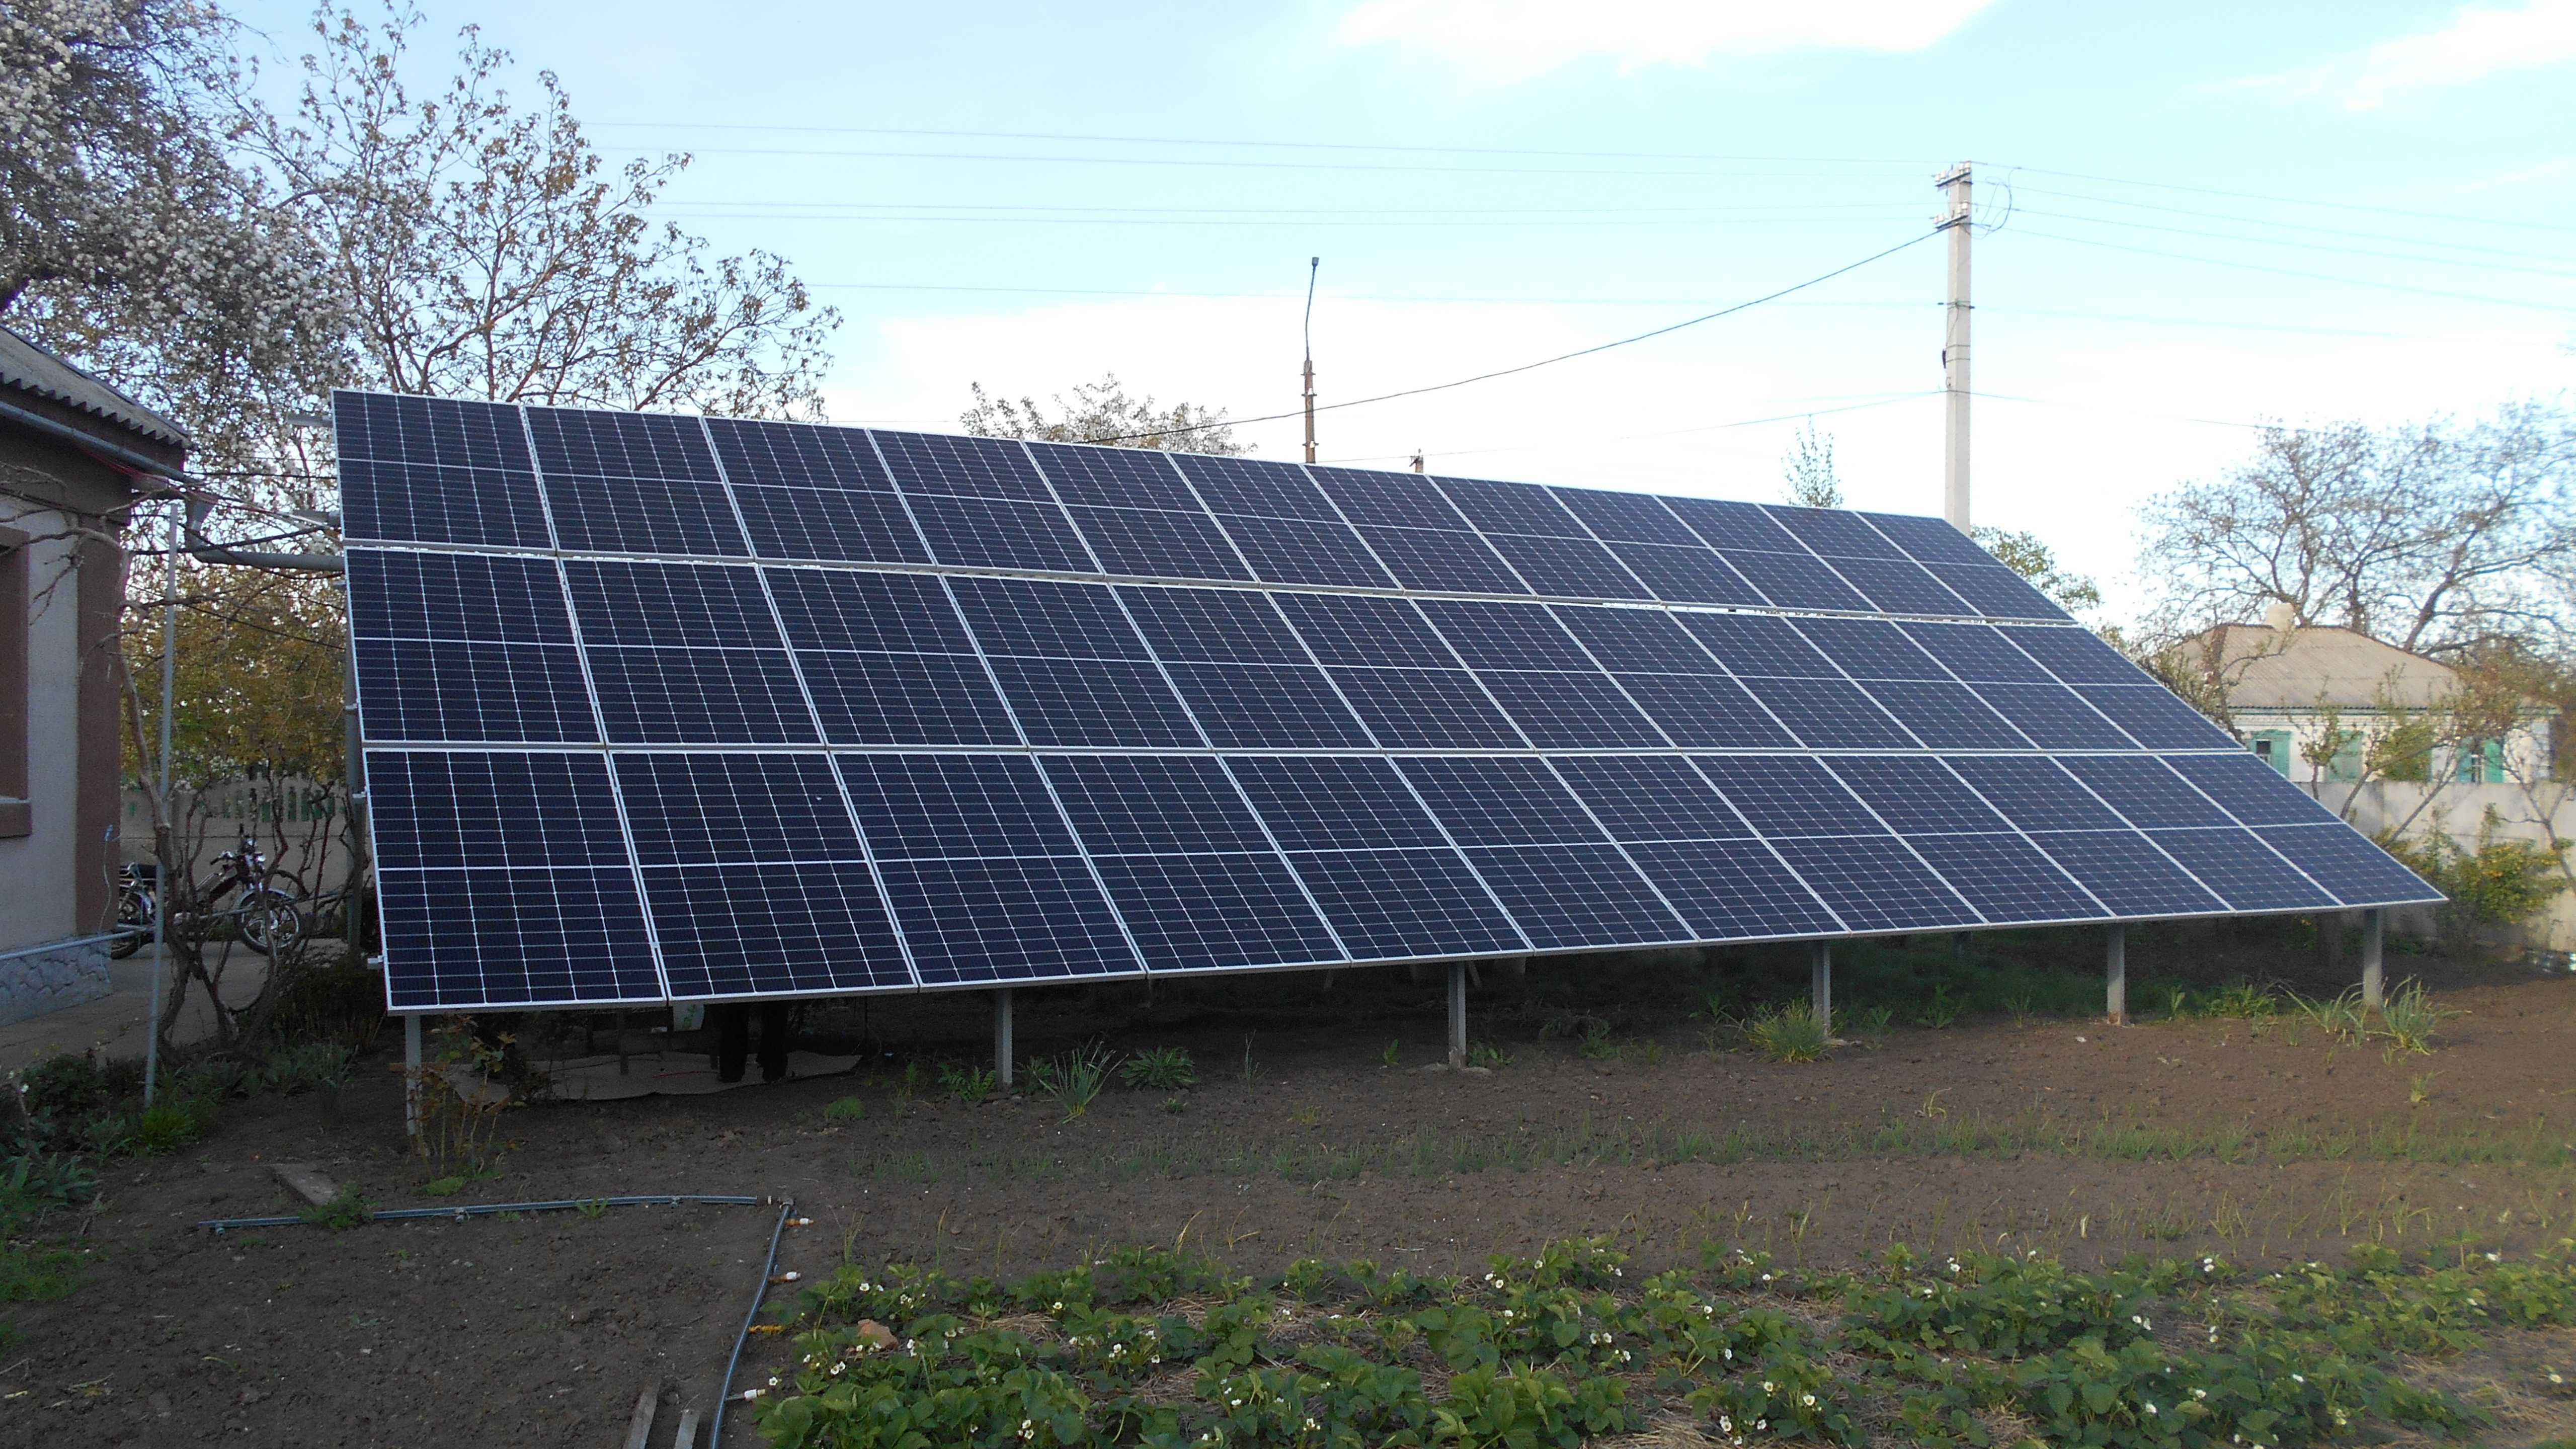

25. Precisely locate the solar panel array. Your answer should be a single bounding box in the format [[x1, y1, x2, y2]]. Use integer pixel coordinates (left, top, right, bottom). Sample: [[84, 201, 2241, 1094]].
[[336, 390, 2439, 1011]]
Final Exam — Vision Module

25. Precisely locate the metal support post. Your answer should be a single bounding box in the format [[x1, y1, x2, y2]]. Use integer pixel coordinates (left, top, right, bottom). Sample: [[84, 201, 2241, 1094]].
[[1447, 961, 1467, 1068], [2106, 924, 2127, 1024], [2361, 908, 2384, 1009], [145, 500, 178, 1108], [993, 988, 1015, 1088], [403, 1014, 423, 1141], [1810, 942, 1832, 1034]]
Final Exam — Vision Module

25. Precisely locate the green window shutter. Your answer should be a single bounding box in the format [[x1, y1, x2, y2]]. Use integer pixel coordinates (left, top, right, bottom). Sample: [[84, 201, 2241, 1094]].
[[2249, 731, 2293, 776]]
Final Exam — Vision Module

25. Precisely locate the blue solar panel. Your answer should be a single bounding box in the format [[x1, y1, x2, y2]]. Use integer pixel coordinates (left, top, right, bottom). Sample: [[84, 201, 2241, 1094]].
[[1692, 756, 1887, 838], [2147, 829, 2340, 912], [1397, 756, 1606, 845], [1716, 547, 1874, 612], [1551, 755, 1750, 840], [1027, 441, 1205, 511], [1552, 488, 1699, 546], [731, 485, 931, 565], [1067, 504, 1254, 580], [1903, 833, 2103, 923], [1308, 466, 1473, 529], [1217, 512, 1400, 588], [1161, 661, 1375, 748], [1624, 839, 1842, 938], [1179, 455, 1343, 521], [707, 417, 897, 491], [1738, 676, 1917, 749], [343, 391, 2442, 1011], [1434, 474, 1589, 537], [1089, 852, 1345, 971], [1763, 504, 1906, 559], [2077, 686, 2239, 749], [2032, 831, 2227, 915], [340, 457, 554, 549], [1603, 542, 1767, 605], [1282, 848, 1525, 959], [2162, 752, 2346, 827], [1222, 756, 1451, 851], [1858, 679, 2032, 749], [904, 493, 1097, 572], [873, 430, 1054, 500], [1039, 755, 1276, 854], [1824, 757, 2010, 835], [1612, 672, 1799, 748], [1464, 844, 1689, 948], [2057, 755, 2234, 828], [2255, 825, 2442, 905], [1482, 532, 1653, 599], [1765, 836, 1973, 932], [1357, 524, 1531, 594], [1828, 555, 1977, 616]]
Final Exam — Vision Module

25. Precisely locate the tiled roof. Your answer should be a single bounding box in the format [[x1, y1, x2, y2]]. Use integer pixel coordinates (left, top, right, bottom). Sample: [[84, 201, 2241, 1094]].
[[0, 327, 189, 448], [2186, 623, 2456, 711]]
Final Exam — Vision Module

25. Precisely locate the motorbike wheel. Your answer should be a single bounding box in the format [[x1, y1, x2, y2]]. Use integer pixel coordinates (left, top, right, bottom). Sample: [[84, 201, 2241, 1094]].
[[238, 890, 306, 957], [108, 888, 153, 959]]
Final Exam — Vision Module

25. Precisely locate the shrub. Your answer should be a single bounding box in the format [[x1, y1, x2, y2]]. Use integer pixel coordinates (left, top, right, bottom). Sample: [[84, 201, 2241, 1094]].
[[2381, 809, 2569, 962], [937, 1062, 997, 1106], [1027, 1042, 1118, 1122]]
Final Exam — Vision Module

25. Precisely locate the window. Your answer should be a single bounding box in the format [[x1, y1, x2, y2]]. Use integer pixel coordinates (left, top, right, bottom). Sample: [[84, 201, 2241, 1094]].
[[2325, 733, 2367, 782], [2456, 737, 2504, 784], [0, 525, 27, 837], [2249, 730, 2293, 776]]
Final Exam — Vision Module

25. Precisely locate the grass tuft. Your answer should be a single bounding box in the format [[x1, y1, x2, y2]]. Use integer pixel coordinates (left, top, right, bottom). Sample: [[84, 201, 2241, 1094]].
[[1746, 1003, 1831, 1064]]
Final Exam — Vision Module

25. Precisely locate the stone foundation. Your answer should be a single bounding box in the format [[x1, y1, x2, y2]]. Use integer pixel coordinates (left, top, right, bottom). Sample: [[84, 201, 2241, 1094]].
[[0, 942, 111, 1026]]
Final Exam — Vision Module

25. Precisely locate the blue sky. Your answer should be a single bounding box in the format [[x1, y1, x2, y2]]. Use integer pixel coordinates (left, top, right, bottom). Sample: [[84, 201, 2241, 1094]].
[[233, 0, 2576, 620]]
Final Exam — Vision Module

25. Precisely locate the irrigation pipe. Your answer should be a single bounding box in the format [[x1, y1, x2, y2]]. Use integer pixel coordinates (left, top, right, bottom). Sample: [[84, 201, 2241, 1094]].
[[710, 1197, 797, 1447], [195, 1193, 764, 1231]]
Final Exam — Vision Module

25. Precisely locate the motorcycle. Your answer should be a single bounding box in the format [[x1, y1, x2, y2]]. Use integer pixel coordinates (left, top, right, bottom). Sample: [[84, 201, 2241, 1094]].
[[108, 836, 307, 959]]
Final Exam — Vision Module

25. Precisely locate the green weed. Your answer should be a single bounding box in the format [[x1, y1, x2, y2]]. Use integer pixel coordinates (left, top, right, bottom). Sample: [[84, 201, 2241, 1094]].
[[1028, 1042, 1119, 1121], [2379, 979, 2459, 1056], [1466, 1041, 1512, 1070], [1746, 1004, 1831, 1064], [823, 1095, 868, 1122], [2291, 987, 2370, 1045], [1913, 983, 1961, 1029], [299, 1186, 372, 1231], [1118, 1045, 1196, 1091], [937, 1062, 997, 1106]]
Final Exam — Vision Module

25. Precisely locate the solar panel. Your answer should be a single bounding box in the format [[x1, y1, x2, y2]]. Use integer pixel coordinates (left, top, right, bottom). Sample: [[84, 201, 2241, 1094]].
[[337, 390, 2440, 1010]]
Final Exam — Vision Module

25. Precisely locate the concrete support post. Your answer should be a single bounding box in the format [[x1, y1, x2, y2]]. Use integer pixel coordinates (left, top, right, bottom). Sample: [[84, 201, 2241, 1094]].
[[2106, 924, 2127, 1024], [993, 988, 1015, 1088], [1447, 960, 1468, 1068], [1810, 941, 1832, 1034], [2361, 908, 2384, 1010], [403, 1014, 423, 1141]]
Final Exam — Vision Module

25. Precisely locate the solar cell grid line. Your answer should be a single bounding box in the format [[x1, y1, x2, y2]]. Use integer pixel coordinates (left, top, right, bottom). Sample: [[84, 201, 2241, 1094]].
[[1925, 563, 2070, 620], [687, 425, 930, 991], [1686, 750, 1985, 927], [2256, 824, 2446, 907], [1430, 473, 1593, 539], [2146, 828, 2341, 913], [1808, 553, 1978, 617], [1549, 487, 1702, 547], [870, 429, 1057, 501], [1763, 504, 1911, 560], [1305, 465, 1478, 530], [728, 484, 935, 566], [2075, 685, 2242, 750], [1659, 495, 1802, 553], [334, 391, 532, 470], [1350, 522, 1533, 595], [2029, 829, 2230, 916], [1901, 832, 2107, 923], [1853, 679, 2034, 750], [1413, 597, 1678, 751], [1114, 586, 1310, 664], [1897, 621, 2059, 683], [1789, 617, 1957, 681], [707, 416, 898, 492], [510, 405, 676, 1002], [1026, 440, 1212, 512], [1024, 439, 1259, 583], [1855, 510, 1999, 570], [1172, 454, 1345, 522], [339, 455, 556, 551], [2161, 752, 2348, 828], [1998, 624, 2152, 685], [1477, 531, 1657, 600], [1549, 605, 1730, 676], [1824, 755, 2115, 920], [1389, 756, 1696, 950]]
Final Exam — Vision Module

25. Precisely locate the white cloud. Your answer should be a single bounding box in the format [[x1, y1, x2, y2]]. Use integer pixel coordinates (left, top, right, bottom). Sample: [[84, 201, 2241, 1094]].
[[1333, 0, 1996, 78], [2237, 0, 2576, 109]]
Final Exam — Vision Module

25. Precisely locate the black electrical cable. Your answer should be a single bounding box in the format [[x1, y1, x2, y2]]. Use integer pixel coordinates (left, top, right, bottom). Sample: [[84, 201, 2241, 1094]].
[[1077, 229, 1940, 444], [710, 1198, 796, 1447]]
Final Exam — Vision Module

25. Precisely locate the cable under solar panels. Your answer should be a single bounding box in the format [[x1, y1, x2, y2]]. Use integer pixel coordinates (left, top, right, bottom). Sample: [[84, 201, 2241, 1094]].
[[336, 390, 2442, 1011]]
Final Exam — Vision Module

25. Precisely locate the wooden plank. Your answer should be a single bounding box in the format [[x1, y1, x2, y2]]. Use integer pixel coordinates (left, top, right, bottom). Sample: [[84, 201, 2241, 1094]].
[[670, 1405, 701, 1449], [624, 1381, 658, 1449], [269, 1162, 338, 1209]]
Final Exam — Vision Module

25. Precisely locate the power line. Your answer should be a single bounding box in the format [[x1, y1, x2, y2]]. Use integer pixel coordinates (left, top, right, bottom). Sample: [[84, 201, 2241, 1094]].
[[2008, 184, 2576, 266], [590, 119, 1930, 169], [2015, 208, 2576, 282], [1980, 162, 2576, 236], [1079, 231, 1941, 443], [1319, 391, 1938, 466], [2011, 229, 2576, 313], [600, 142, 1922, 182]]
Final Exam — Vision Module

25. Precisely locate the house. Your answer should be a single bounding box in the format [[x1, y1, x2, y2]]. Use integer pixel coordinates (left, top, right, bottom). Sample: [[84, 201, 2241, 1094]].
[[0, 328, 185, 1026], [2178, 604, 2550, 785]]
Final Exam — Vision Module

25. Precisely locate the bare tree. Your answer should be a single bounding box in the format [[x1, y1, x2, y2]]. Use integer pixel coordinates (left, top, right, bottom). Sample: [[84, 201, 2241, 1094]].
[[2137, 400, 2576, 658], [1973, 526, 2101, 616], [1779, 419, 1841, 508], [961, 374, 1247, 454]]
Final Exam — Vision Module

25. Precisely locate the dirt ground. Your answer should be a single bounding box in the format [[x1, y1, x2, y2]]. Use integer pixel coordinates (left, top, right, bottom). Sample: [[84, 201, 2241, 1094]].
[[7, 944, 2573, 1448]]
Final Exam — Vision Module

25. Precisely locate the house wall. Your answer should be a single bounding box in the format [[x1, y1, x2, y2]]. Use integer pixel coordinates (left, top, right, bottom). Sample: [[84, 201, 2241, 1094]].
[[0, 429, 135, 1023], [2233, 708, 2550, 784]]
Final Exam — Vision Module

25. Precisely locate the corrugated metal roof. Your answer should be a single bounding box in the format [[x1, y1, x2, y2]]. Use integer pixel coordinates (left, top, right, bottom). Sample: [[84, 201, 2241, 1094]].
[[0, 326, 189, 447], [2191, 623, 2456, 710]]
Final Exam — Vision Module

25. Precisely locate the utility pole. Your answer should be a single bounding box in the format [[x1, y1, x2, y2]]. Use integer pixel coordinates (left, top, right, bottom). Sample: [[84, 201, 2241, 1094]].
[[1408, 450, 1424, 474], [1935, 162, 1972, 533], [1301, 257, 1319, 464]]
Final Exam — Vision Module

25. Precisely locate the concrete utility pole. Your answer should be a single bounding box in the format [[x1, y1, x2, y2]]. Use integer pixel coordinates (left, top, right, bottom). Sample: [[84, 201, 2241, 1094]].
[[1935, 162, 1973, 533], [1301, 257, 1320, 464]]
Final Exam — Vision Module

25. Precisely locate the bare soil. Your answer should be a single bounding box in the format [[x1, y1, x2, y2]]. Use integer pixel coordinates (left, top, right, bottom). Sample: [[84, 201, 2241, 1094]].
[[8, 943, 2573, 1447]]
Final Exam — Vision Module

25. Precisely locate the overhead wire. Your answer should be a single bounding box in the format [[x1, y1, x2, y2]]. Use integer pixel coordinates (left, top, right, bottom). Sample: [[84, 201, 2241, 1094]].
[[2011, 208, 2576, 281], [2009, 229, 2576, 312], [1074, 230, 1941, 443], [1975, 162, 2576, 236]]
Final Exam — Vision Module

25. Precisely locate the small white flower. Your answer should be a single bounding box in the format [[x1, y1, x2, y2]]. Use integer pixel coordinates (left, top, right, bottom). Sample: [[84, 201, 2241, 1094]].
[[2145, 1402, 2158, 1416], [1762, 1381, 1776, 1393], [1801, 1393, 1817, 1407]]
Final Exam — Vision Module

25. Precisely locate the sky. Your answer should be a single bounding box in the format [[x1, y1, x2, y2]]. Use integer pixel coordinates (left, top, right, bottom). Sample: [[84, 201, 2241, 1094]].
[[229, 0, 2576, 621]]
